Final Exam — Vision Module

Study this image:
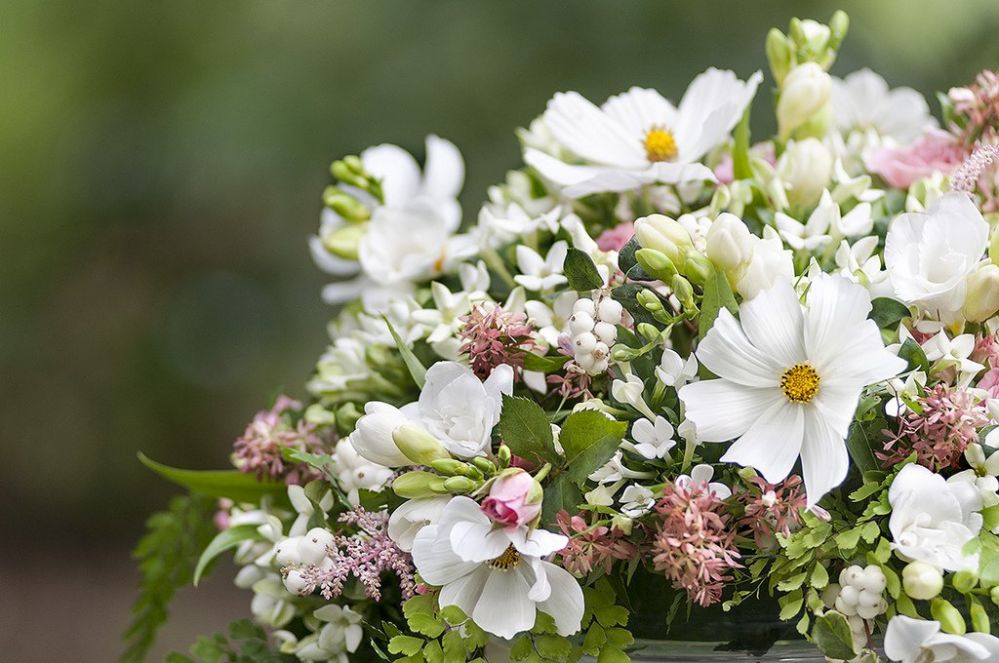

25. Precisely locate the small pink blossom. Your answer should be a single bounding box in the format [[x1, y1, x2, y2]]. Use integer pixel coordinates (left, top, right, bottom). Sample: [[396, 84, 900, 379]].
[[864, 129, 964, 189], [555, 511, 637, 577], [978, 368, 999, 399], [481, 470, 541, 527], [595, 223, 634, 252], [458, 303, 535, 380], [737, 475, 806, 550], [232, 396, 325, 484]]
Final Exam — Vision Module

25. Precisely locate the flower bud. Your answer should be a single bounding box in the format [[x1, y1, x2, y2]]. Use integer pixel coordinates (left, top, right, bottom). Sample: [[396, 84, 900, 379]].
[[348, 402, 411, 467], [766, 28, 793, 86], [322, 186, 370, 222], [791, 19, 830, 57], [634, 214, 693, 266], [471, 456, 497, 476], [637, 323, 661, 343], [777, 63, 832, 140], [443, 476, 477, 494], [706, 213, 753, 274], [304, 403, 336, 428], [322, 223, 367, 260], [989, 228, 999, 265], [611, 514, 633, 535], [671, 275, 695, 310], [952, 570, 979, 594], [829, 11, 849, 49], [429, 458, 473, 476], [991, 586, 999, 607], [682, 251, 712, 285], [970, 598, 990, 633], [778, 138, 833, 208], [930, 598, 966, 635], [393, 424, 451, 465], [392, 471, 447, 499], [496, 444, 512, 467], [481, 469, 542, 526], [902, 561, 944, 601], [963, 264, 999, 323], [331, 158, 367, 188], [636, 288, 664, 313], [635, 248, 678, 282]]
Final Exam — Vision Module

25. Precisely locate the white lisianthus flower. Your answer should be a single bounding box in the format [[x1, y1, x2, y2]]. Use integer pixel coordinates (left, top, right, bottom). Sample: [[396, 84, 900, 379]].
[[888, 463, 983, 572], [831, 69, 935, 145], [678, 274, 906, 504], [884, 615, 999, 663], [884, 193, 989, 318], [411, 496, 584, 640], [387, 496, 451, 552], [523, 69, 762, 198]]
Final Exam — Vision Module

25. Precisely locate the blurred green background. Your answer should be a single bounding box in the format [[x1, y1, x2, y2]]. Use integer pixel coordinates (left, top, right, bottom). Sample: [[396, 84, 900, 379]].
[[3, 1, 998, 660]]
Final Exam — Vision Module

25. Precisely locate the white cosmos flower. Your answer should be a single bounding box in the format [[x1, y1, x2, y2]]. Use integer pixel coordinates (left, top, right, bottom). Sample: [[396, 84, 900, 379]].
[[524, 69, 762, 198], [831, 69, 935, 145], [678, 274, 907, 504], [884, 193, 989, 318], [411, 496, 584, 640], [884, 615, 999, 663], [888, 463, 983, 572], [514, 241, 569, 291]]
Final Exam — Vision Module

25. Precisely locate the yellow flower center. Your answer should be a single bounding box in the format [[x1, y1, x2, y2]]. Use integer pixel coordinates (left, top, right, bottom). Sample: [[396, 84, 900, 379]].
[[487, 545, 522, 571], [643, 127, 678, 162], [780, 363, 820, 403]]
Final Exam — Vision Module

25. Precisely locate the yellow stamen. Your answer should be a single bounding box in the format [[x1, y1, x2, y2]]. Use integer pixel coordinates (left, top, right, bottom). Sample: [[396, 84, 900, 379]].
[[643, 127, 678, 162], [780, 363, 820, 403], [487, 545, 522, 571]]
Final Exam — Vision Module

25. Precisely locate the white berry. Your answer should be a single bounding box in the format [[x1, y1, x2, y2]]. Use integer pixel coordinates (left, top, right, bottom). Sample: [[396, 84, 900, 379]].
[[593, 321, 617, 344], [297, 527, 334, 566], [573, 298, 596, 316], [598, 298, 623, 325], [569, 312, 595, 335], [574, 332, 597, 354]]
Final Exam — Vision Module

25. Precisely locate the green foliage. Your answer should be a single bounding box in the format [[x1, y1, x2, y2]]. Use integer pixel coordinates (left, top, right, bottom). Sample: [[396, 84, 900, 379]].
[[193, 524, 260, 586], [121, 494, 217, 663], [390, 595, 488, 662], [697, 266, 737, 339], [383, 315, 427, 389], [138, 453, 289, 504], [499, 395, 560, 465], [523, 353, 571, 374], [170, 619, 285, 663], [868, 297, 910, 330], [811, 611, 857, 660], [897, 338, 929, 373], [731, 107, 752, 181], [564, 248, 604, 291]]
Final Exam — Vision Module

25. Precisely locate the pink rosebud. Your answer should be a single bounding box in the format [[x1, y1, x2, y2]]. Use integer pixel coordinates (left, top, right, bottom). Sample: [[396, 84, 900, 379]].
[[978, 367, 999, 399], [595, 223, 635, 252], [481, 470, 540, 527], [864, 129, 964, 189]]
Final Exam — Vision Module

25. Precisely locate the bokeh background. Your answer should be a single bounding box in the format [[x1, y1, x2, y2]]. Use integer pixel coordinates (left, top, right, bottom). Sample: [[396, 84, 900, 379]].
[[3, 1, 999, 660]]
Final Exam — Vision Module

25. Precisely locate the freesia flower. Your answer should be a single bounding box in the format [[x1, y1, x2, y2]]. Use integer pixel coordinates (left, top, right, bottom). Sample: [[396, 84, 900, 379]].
[[732, 226, 794, 300], [411, 496, 584, 639], [884, 193, 989, 318], [884, 615, 999, 663], [831, 69, 935, 144], [524, 69, 762, 198], [679, 274, 907, 504], [887, 463, 983, 572]]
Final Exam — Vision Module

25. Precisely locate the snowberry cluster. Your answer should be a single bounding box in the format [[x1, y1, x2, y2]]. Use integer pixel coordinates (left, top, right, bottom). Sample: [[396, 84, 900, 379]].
[[835, 565, 888, 620], [276, 528, 335, 593], [568, 296, 623, 374]]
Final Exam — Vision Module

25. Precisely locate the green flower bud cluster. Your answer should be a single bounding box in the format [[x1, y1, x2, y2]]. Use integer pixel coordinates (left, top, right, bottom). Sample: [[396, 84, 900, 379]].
[[318, 155, 388, 260], [391, 441, 514, 499], [766, 11, 849, 86]]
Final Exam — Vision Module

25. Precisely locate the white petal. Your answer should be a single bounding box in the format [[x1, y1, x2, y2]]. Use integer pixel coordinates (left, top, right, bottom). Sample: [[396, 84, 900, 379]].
[[799, 408, 849, 505], [601, 87, 679, 138], [361, 143, 421, 206], [721, 400, 804, 484], [438, 565, 489, 618], [321, 277, 367, 305], [422, 135, 464, 200], [811, 384, 862, 438], [450, 520, 511, 563], [472, 568, 537, 639], [537, 562, 585, 636], [524, 148, 611, 187], [411, 525, 479, 586], [739, 279, 805, 366], [803, 274, 872, 369], [696, 308, 782, 387], [883, 616, 939, 662], [679, 379, 783, 442], [508, 527, 568, 558], [544, 91, 645, 167]]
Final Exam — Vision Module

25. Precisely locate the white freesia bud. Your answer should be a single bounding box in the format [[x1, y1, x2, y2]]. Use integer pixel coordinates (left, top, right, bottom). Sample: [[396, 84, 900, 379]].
[[963, 264, 999, 323], [392, 424, 451, 465], [706, 213, 753, 273], [634, 214, 694, 267], [348, 402, 411, 467], [778, 138, 833, 207], [777, 62, 832, 139], [902, 561, 944, 600]]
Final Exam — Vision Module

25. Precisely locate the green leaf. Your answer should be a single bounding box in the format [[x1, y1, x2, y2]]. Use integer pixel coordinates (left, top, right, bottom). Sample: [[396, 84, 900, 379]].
[[810, 563, 829, 590], [535, 635, 572, 660], [559, 410, 627, 484], [869, 297, 910, 329], [122, 494, 217, 663], [193, 524, 260, 586], [731, 106, 752, 181], [898, 338, 929, 373], [778, 589, 803, 620], [499, 395, 558, 465], [389, 636, 425, 657], [541, 475, 584, 528], [982, 504, 999, 532], [282, 448, 334, 476], [383, 315, 426, 388], [138, 453, 288, 503], [812, 611, 858, 660], [845, 421, 879, 474], [617, 237, 650, 281], [523, 353, 571, 374], [596, 647, 629, 663], [978, 532, 999, 586], [441, 630, 465, 663], [698, 266, 738, 339], [564, 248, 604, 291]]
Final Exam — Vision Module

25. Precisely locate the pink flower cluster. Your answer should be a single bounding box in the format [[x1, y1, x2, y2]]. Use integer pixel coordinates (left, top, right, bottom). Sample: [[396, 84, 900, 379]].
[[555, 511, 637, 577], [295, 507, 416, 602], [864, 129, 964, 189], [879, 385, 989, 471], [595, 223, 635, 252], [458, 303, 536, 380], [949, 69, 999, 147], [737, 475, 807, 550], [232, 396, 325, 484], [652, 481, 741, 608]]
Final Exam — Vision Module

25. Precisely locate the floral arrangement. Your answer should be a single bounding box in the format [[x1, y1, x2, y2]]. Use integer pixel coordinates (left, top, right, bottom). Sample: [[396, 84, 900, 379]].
[[125, 11, 999, 663]]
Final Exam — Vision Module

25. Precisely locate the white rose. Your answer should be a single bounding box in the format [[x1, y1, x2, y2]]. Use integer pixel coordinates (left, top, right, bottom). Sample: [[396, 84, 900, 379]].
[[404, 361, 513, 458], [888, 463, 983, 572], [348, 402, 412, 467], [885, 193, 989, 317]]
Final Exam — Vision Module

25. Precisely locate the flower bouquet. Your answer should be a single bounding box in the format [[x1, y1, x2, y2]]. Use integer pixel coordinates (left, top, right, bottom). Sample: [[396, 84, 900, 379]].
[[125, 10, 999, 663]]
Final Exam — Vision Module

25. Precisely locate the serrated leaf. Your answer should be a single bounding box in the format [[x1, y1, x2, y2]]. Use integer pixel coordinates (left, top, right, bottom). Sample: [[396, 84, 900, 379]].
[[193, 524, 259, 586], [604, 627, 633, 648], [849, 481, 882, 502], [438, 605, 467, 626], [812, 611, 858, 660], [389, 636, 425, 656], [778, 589, 803, 620], [510, 635, 534, 661], [698, 266, 737, 339], [408, 614, 445, 638], [499, 395, 558, 465], [535, 635, 572, 660], [541, 475, 583, 529], [869, 297, 910, 329], [564, 248, 604, 291], [596, 647, 629, 663], [422, 640, 444, 663], [383, 316, 426, 388], [441, 630, 464, 663], [559, 411, 627, 484], [138, 453, 288, 504], [777, 571, 808, 592]]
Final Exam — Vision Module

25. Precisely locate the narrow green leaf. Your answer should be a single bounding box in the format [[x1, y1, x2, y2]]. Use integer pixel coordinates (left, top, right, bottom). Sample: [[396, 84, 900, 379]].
[[698, 266, 738, 339], [194, 525, 259, 586], [523, 353, 571, 374], [564, 248, 604, 291], [732, 106, 752, 181], [383, 315, 426, 388], [559, 410, 628, 484], [138, 453, 288, 503], [498, 395, 559, 465]]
